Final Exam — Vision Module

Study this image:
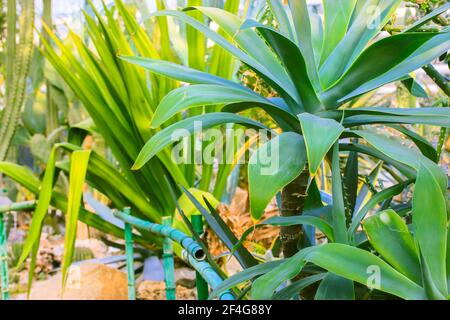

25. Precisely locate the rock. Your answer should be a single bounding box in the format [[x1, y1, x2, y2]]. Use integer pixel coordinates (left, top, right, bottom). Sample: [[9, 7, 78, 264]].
[[29, 263, 128, 300], [137, 281, 196, 300], [174, 267, 196, 289]]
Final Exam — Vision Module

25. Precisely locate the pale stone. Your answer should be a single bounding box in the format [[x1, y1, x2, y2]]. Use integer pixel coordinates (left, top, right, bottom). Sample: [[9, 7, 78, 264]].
[[28, 263, 128, 300]]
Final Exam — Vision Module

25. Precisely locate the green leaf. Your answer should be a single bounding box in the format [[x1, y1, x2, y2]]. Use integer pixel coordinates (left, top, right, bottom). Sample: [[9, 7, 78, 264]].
[[251, 247, 314, 300], [120, 56, 242, 89], [133, 113, 268, 170], [315, 273, 355, 300], [209, 260, 285, 299], [322, 32, 444, 107], [333, 32, 450, 104], [248, 132, 307, 220], [17, 146, 58, 268], [306, 244, 427, 300], [349, 180, 412, 237], [273, 273, 326, 300], [320, 0, 357, 65], [288, 0, 321, 91], [413, 162, 448, 297], [266, 0, 295, 41], [321, 106, 450, 128], [363, 209, 422, 285], [401, 77, 428, 98], [389, 125, 437, 163], [61, 150, 91, 287], [241, 20, 322, 113], [319, 0, 402, 89], [181, 187, 258, 269], [330, 143, 349, 244], [299, 113, 344, 175], [151, 84, 273, 128]]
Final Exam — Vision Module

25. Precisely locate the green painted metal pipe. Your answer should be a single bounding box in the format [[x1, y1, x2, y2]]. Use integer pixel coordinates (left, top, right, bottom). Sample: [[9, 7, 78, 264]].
[[123, 208, 136, 300], [191, 214, 209, 300], [182, 250, 234, 300], [162, 216, 176, 300], [114, 210, 205, 261], [0, 200, 36, 214], [0, 213, 9, 300], [114, 210, 234, 300]]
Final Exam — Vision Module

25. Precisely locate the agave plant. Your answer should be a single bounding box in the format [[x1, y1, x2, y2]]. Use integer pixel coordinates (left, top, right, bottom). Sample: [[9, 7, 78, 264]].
[[124, 0, 450, 263]]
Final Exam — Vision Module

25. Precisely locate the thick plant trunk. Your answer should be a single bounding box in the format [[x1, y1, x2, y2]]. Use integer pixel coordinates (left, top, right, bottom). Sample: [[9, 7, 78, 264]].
[[280, 168, 310, 258]]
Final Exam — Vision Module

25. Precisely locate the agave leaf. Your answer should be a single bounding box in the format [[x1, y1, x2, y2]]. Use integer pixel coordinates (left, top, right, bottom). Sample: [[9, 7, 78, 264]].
[[133, 113, 268, 170], [413, 162, 448, 297], [315, 273, 355, 300], [299, 113, 344, 175], [248, 132, 307, 220], [273, 273, 326, 300], [363, 209, 422, 285], [322, 32, 445, 107], [151, 84, 274, 128]]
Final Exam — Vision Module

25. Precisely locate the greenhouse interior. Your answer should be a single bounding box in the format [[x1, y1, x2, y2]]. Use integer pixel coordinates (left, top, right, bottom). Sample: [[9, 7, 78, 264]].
[[0, 0, 450, 305]]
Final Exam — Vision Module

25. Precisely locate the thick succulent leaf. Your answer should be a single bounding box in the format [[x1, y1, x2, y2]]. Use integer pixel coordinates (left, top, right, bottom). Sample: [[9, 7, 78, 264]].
[[151, 84, 273, 128], [363, 209, 422, 284], [321, 107, 450, 128], [389, 125, 437, 163], [248, 132, 307, 220], [315, 273, 355, 300], [155, 9, 299, 102], [336, 32, 450, 104], [241, 20, 322, 113], [330, 143, 349, 244], [349, 180, 412, 237], [322, 32, 444, 107], [340, 143, 416, 179], [353, 129, 422, 170], [413, 162, 448, 297], [320, 0, 357, 65], [287, 0, 321, 90], [120, 56, 241, 89], [133, 113, 268, 170], [223, 100, 300, 132], [62, 150, 91, 286], [320, 0, 402, 88], [299, 113, 344, 175], [252, 243, 426, 300], [267, 0, 295, 41], [401, 77, 428, 98], [190, 6, 297, 96], [306, 244, 427, 300], [208, 260, 285, 299], [403, 2, 450, 32], [251, 247, 314, 300], [273, 273, 326, 300]]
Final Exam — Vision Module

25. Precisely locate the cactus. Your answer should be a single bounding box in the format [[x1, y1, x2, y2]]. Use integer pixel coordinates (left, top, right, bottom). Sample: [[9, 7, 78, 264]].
[[0, 0, 35, 160], [73, 247, 95, 262]]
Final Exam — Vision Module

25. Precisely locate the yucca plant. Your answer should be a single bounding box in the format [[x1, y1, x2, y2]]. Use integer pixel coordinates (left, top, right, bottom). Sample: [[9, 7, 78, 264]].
[[120, 0, 450, 298]]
